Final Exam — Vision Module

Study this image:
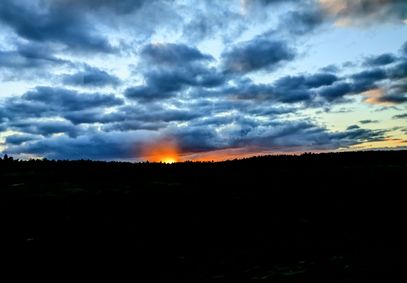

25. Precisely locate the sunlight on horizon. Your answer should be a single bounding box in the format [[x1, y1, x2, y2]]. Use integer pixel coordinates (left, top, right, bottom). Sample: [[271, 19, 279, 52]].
[[140, 138, 180, 163]]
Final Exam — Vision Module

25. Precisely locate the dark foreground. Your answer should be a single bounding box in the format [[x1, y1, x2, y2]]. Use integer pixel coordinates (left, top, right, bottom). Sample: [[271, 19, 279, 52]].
[[0, 151, 406, 280]]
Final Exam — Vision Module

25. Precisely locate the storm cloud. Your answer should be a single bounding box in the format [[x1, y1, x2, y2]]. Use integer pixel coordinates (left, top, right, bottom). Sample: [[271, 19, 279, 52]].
[[141, 43, 213, 66], [62, 66, 120, 87], [222, 38, 295, 73], [0, 0, 114, 52]]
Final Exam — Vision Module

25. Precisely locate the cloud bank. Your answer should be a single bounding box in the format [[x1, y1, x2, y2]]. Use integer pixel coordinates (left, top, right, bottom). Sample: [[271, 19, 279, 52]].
[[0, 0, 406, 160]]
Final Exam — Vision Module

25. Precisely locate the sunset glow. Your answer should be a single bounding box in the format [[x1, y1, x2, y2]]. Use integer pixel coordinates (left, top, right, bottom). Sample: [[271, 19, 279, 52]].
[[141, 139, 180, 163]]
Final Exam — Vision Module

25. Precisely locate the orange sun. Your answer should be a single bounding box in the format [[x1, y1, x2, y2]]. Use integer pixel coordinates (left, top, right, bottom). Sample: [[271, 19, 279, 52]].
[[141, 138, 180, 163]]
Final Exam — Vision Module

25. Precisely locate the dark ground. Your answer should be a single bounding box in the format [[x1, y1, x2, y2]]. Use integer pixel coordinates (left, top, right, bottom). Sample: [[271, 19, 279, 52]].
[[0, 151, 406, 281]]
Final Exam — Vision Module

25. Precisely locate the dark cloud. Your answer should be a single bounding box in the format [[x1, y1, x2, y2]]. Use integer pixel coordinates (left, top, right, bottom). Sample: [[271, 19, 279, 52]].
[[8, 120, 81, 138], [247, 105, 296, 117], [387, 60, 407, 79], [320, 65, 340, 73], [359, 120, 379, 124], [211, 82, 277, 101], [125, 69, 191, 101], [141, 43, 213, 66], [254, 0, 293, 5], [223, 73, 338, 103], [346, 125, 360, 130], [5, 134, 40, 145], [0, 43, 65, 71], [127, 53, 226, 101], [318, 82, 353, 102], [5, 131, 153, 160], [131, 108, 199, 123], [230, 121, 322, 149], [126, 43, 226, 101], [244, 1, 325, 38], [381, 81, 407, 104], [53, 0, 151, 15], [272, 75, 317, 103], [352, 68, 387, 83], [62, 66, 120, 87], [222, 38, 295, 73], [172, 127, 220, 153], [0, 87, 123, 123], [377, 94, 407, 104], [194, 72, 344, 105], [302, 73, 339, 88], [252, 122, 377, 150], [364, 54, 398, 67], [393, 113, 407, 119], [351, 68, 387, 93], [388, 81, 407, 94], [144, 66, 224, 90], [171, 118, 386, 154], [340, 52, 407, 105], [101, 121, 166, 132], [206, 47, 406, 106], [126, 45, 407, 107], [47, 0, 182, 45], [279, 8, 325, 35], [0, 100, 48, 121], [102, 104, 198, 126], [22, 87, 123, 111], [402, 42, 407, 55], [228, 120, 386, 151], [242, 0, 296, 10], [182, 2, 244, 43], [125, 85, 175, 101], [0, 0, 113, 52], [63, 109, 125, 125], [62, 103, 200, 129], [330, 126, 386, 144]]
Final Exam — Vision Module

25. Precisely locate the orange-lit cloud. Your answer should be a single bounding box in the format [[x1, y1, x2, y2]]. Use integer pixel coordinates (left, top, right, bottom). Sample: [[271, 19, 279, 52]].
[[362, 88, 393, 105], [319, 0, 406, 26], [319, 0, 348, 15], [140, 138, 180, 163]]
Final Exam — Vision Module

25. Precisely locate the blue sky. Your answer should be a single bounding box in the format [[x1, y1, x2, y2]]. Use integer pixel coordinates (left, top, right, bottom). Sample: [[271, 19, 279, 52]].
[[0, 0, 406, 161]]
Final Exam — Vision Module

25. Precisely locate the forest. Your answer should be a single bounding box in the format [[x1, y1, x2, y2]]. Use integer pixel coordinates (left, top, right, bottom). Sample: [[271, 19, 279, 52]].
[[0, 151, 406, 281]]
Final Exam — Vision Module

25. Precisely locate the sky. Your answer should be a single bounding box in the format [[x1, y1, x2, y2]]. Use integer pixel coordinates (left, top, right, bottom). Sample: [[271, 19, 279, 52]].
[[0, 0, 407, 162]]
